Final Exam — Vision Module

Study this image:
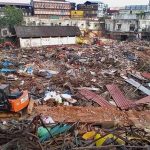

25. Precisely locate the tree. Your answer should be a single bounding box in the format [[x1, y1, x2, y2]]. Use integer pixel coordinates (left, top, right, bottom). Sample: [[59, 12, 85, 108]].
[[0, 6, 23, 28], [0, 17, 6, 28]]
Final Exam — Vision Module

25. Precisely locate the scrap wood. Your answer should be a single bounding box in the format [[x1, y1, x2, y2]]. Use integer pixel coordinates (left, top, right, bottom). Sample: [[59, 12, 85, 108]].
[[34, 106, 128, 125], [106, 84, 135, 110], [0, 123, 43, 150], [72, 145, 150, 150], [77, 89, 113, 107], [128, 71, 147, 81], [27, 99, 35, 115], [34, 106, 150, 129], [75, 87, 100, 91], [135, 96, 150, 105], [127, 110, 150, 129]]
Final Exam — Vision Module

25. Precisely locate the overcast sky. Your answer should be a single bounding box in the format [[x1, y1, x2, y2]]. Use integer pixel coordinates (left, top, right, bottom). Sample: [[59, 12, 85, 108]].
[[1, 0, 149, 7], [69, 0, 149, 7]]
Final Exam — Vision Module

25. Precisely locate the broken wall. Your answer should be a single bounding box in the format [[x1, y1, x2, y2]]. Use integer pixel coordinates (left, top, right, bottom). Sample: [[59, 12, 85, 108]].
[[19, 37, 77, 48]]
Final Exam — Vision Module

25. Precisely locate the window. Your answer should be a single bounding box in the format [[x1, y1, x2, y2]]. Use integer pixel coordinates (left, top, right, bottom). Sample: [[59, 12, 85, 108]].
[[117, 24, 122, 30], [33, 21, 36, 25], [130, 24, 135, 31]]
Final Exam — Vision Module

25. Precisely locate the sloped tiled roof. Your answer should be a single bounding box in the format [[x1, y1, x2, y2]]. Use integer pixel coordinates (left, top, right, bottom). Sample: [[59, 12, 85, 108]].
[[15, 26, 81, 38]]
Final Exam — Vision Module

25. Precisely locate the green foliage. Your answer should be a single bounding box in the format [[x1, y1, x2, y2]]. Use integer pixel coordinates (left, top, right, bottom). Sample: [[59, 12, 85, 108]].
[[0, 6, 23, 28], [0, 17, 6, 28]]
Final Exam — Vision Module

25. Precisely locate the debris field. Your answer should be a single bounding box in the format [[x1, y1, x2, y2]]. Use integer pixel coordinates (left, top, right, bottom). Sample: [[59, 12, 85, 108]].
[[0, 40, 150, 149]]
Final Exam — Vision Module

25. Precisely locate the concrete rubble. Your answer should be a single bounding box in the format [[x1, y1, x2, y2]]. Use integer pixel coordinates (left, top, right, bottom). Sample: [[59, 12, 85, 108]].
[[0, 40, 150, 149]]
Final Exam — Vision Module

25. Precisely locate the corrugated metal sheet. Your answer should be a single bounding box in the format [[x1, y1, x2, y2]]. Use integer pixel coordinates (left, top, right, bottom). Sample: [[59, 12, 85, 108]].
[[15, 26, 81, 38], [141, 72, 150, 80], [78, 89, 113, 107], [123, 76, 150, 96], [135, 96, 150, 105], [106, 84, 135, 110]]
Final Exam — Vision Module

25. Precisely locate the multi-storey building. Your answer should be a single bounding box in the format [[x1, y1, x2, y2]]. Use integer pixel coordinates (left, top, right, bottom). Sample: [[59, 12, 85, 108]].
[[119, 4, 150, 15], [0, 0, 33, 17], [23, 17, 101, 31], [33, 0, 71, 19], [77, 1, 98, 18], [77, 1, 108, 18], [70, 2, 76, 10]]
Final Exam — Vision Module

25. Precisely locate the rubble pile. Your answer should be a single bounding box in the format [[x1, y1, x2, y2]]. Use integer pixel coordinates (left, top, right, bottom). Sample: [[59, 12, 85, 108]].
[[0, 40, 150, 149], [0, 115, 150, 150]]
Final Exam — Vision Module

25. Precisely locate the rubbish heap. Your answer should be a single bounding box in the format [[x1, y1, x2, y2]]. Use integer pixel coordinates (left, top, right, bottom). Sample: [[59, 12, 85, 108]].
[[0, 40, 150, 149]]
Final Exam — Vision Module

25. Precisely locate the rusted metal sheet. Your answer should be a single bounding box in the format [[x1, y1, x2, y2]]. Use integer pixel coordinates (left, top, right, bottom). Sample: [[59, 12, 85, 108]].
[[135, 96, 150, 105], [141, 72, 150, 80], [78, 89, 113, 107], [106, 84, 135, 110]]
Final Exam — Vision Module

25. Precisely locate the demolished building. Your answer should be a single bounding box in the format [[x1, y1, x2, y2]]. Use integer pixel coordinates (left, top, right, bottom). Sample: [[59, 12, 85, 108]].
[[105, 14, 139, 41], [0, 39, 150, 149], [105, 11, 150, 41]]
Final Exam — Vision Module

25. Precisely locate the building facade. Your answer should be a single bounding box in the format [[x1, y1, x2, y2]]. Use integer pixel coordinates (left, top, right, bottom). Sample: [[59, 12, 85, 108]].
[[77, 1, 107, 18], [97, 2, 108, 17], [23, 17, 101, 31], [119, 4, 150, 15], [33, 0, 71, 19], [105, 14, 139, 40], [125, 5, 148, 13], [0, 0, 33, 16], [70, 2, 76, 10]]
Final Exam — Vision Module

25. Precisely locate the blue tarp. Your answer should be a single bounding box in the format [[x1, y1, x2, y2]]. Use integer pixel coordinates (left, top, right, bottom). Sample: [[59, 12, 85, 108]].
[[0, 68, 16, 73], [1, 61, 14, 67]]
